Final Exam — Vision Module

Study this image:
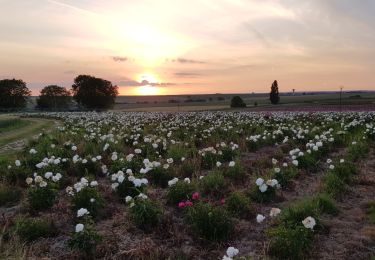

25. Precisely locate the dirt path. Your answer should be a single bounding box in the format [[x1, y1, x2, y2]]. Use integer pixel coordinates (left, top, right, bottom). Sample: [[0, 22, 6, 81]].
[[0, 116, 59, 155], [312, 150, 375, 260]]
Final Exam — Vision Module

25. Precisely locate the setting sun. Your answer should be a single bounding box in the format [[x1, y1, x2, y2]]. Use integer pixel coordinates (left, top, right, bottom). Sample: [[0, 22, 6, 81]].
[[136, 85, 160, 95]]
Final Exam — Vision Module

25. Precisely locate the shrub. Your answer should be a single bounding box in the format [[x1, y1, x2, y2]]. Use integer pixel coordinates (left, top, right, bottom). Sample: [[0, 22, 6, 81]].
[[167, 145, 188, 163], [27, 186, 57, 211], [149, 167, 174, 188], [323, 172, 346, 198], [167, 181, 195, 205], [129, 199, 162, 231], [230, 96, 246, 108], [200, 172, 226, 197], [268, 225, 313, 259], [226, 192, 253, 218], [72, 187, 104, 219], [0, 185, 22, 207], [224, 163, 246, 181], [346, 142, 368, 161], [249, 184, 276, 203], [116, 179, 145, 198], [273, 167, 298, 187], [69, 224, 102, 256], [186, 202, 234, 242], [15, 217, 57, 241]]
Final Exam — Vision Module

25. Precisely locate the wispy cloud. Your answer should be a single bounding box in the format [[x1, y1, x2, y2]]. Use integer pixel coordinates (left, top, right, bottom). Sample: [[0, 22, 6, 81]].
[[112, 56, 128, 62]]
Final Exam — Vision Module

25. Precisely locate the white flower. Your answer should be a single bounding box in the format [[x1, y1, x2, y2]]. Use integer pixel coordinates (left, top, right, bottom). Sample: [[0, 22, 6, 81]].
[[302, 216, 316, 230], [216, 161, 222, 167], [26, 177, 33, 185], [326, 159, 332, 164], [329, 164, 335, 170], [226, 247, 239, 258], [292, 160, 299, 167], [90, 198, 95, 203], [167, 158, 174, 164], [259, 183, 268, 193], [184, 178, 191, 184], [168, 177, 179, 187], [255, 178, 264, 186], [256, 214, 266, 223], [77, 208, 90, 217], [71, 145, 77, 151], [15, 160, 21, 167], [229, 161, 235, 167], [90, 181, 98, 187], [134, 148, 142, 154], [272, 158, 278, 165], [39, 181, 47, 187], [44, 172, 53, 179], [340, 159, 345, 163], [29, 148, 37, 154], [125, 196, 132, 203], [270, 208, 281, 217], [111, 152, 118, 161], [274, 167, 280, 173], [75, 223, 84, 233]]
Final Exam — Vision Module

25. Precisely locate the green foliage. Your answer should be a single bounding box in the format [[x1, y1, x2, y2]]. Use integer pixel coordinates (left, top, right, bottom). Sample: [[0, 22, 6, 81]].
[[167, 145, 188, 162], [268, 225, 313, 260], [347, 142, 369, 161], [273, 167, 298, 187], [200, 171, 226, 197], [269, 80, 280, 105], [69, 225, 102, 256], [249, 184, 276, 203], [230, 96, 246, 108], [72, 74, 118, 109], [15, 217, 57, 241], [129, 199, 162, 231], [27, 186, 57, 211], [149, 167, 174, 188], [224, 163, 246, 181], [72, 187, 104, 219], [186, 202, 234, 242], [0, 184, 22, 207], [0, 79, 31, 110], [323, 171, 347, 197], [36, 85, 72, 111], [226, 191, 253, 218], [167, 181, 195, 205]]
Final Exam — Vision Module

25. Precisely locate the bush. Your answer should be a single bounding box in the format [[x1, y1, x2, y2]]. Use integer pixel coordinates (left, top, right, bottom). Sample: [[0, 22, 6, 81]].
[[224, 163, 246, 181], [249, 184, 276, 203], [226, 192, 253, 218], [273, 167, 298, 187], [15, 217, 57, 241], [69, 225, 102, 256], [323, 171, 346, 198], [116, 179, 145, 198], [186, 202, 234, 242], [149, 167, 174, 188], [230, 96, 246, 108], [200, 172, 226, 198], [0, 185, 22, 207], [27, 186, 57, 211], [268, 225, 313, 260], [129, 199, 162, 231], [72, 187, 104, 219], [167, 181, 195, 205]]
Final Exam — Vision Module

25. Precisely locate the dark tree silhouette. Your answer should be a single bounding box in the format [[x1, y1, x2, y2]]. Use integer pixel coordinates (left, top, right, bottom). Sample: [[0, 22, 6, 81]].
[[270, 80, 280, 104], [72, 75, 118, 109], [0, 79, 31, 110], [37, 85, 72, 110], [230, 96, 246, 108]]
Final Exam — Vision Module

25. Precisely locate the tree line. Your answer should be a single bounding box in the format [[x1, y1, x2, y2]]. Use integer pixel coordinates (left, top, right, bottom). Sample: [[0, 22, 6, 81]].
[[0, 75, 118, 111]]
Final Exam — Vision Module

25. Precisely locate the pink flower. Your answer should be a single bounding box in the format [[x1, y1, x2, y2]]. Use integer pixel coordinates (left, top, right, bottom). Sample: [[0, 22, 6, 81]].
[[192, 192, 200, 200], [178, 201, 186, 208], [220, 198, 225, 205], [185, 200, 193, 207]]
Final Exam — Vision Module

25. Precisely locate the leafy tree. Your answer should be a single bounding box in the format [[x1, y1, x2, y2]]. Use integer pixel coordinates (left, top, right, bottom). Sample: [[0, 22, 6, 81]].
[[71, 75, 118, 109], [0, 79, 31, 110], [270, 80, 280, 104], [230, 96, 246, 108], [37, 85, 72, 110]]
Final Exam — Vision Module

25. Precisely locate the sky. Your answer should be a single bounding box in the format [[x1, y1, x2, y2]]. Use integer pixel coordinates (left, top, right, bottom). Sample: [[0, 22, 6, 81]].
[[1, 0, 375, 95]]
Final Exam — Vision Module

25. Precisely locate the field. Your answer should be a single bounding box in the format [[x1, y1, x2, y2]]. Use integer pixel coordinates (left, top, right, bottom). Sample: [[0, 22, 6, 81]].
[[0, 111, 375, 259]]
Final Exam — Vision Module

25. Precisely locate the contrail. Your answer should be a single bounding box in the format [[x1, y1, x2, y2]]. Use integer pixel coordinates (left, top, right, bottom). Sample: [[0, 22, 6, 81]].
[[46, 0, 101, 17]]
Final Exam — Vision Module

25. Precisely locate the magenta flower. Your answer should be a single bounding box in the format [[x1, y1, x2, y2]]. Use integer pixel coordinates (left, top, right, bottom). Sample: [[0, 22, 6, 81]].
[[185, 200, 193, 207], [192, 192, 200, 200], [178, 201, 186, 208]]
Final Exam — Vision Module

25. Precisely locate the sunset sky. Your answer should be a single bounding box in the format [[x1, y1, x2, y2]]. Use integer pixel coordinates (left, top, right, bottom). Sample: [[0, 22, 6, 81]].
[[1, 0, 375, 95]]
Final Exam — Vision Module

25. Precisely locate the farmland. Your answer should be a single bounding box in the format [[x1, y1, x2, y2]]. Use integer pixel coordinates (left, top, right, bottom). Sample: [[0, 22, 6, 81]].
[[0, 111, 374, 259]]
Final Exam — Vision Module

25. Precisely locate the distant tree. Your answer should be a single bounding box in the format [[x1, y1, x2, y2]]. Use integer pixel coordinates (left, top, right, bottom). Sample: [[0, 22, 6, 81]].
[[270, 80, 280, 105], [72, 75, 118, 110], [230, 96, 246, 108], [37, 85, 72, 110], [0, 79, 31, 110]]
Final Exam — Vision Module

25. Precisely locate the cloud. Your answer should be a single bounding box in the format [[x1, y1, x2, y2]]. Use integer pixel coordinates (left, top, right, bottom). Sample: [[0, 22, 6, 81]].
[[117, 79, 176, 87], [174, 72, 202, 78], [168, 58, 206, 64], [112, 56, 128, 62]]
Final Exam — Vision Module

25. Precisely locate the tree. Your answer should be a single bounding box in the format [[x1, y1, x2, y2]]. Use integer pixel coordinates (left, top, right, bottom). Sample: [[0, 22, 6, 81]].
[[230, 96, 246, 108], [270, 80, 280, 105], [0, 79, 31, 110], [37, 85, 72, 110], [71, 75, 118, 109]]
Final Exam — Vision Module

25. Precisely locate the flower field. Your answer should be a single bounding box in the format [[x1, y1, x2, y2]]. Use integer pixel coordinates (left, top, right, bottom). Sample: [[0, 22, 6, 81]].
[[1, 111, 375, 259]]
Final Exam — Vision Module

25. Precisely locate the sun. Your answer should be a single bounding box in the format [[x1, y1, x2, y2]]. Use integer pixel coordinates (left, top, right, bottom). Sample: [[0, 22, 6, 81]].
[[137, 85, 160, 95]]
